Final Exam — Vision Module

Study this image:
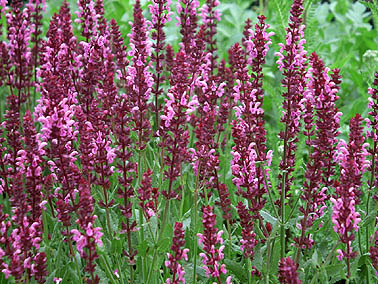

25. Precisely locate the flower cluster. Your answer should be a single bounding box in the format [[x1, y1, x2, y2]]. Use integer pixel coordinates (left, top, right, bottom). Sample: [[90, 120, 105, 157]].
[[138, 169, 159, 220], [0, 0, 377, 282], [236, 202, 259, 278], [331, 114, 367, 277], [159, 51, 198, 199], [199, 0, 221, 73], [369, 72, 378, 275], [71, 179, 103, 283], [230, 15, 273, 219], [5, 0, 33, 105], [0, 112, 48, 284], [128, 0, 153, 151], [278, 257, 301, 284], [75, 0, 97, 41], [149, 0, 173, 127], [275, 0, 307, 200], [366, 71, 378, 193], [294, 53, 342, 253], [177, 0, 199, 55], [197, 206, 231, 284], [165, 222, 189, 284]]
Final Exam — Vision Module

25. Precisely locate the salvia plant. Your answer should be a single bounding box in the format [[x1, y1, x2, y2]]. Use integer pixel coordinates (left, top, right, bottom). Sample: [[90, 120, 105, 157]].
[[0, 0, 377, 283]]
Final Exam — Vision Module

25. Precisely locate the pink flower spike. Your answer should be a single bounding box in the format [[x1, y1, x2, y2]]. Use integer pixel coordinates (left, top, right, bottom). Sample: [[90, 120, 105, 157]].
[[278, 257, 301, 284], [198, 206, 229, 281], [165, 222, 189, 284]]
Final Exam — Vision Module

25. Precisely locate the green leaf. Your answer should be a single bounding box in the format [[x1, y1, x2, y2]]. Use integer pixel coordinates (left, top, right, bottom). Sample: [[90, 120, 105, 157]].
[[137, 241, 149, 257], [311, 250, 320, 267], [224, 259, 248, 282], [260, 210, 278, 226], [110, 237, 123, 254], [157, 237, 171, 253], [325, 263, 345, 283]]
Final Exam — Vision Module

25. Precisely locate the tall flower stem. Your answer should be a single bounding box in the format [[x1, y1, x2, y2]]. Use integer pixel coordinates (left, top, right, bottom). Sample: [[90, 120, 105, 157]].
[[366, 140, 377, 252], [280, 127, 290, 259], [192, 163, 201, 284], [346, 240, 351, 279], [280, 173, 286, 259], [146, 198, 170, 284], [137, 151, 147, 282], [227, 220, 231, 257], [247, 258, 253, 284], [259, 0, 264, 14], [265, 238, 273, 284]]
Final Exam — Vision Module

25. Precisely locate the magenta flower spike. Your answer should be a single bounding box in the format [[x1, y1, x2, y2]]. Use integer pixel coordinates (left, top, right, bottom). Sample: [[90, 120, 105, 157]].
[[294, 53, 342, 260], [368, 72, 378, 276], [138, 168, 159, 220], [159, 51, 198, 200], [19, 111, 45, 222], [366, 72, 378, 193], [0, 0, 6, 13], [331, 114, 367, 278], [177, 0, 200, 55], [75, 0, 97, 41], [189, 40, 223, 190], [5, 0, 33, 105], [165, 222, 189, 284], [128, 0, 153, 151], [236, 202, 259, 277], [197, 206, 231, 284], [35, 2, 81, 244], [275, 0, 307, 201], [149, 0, 173, 128], [111, 19, 129, 82], [278, 257, 301, 284], [230, 15, 274, 223], [71, 179, 103, 283], [199, 0, 221, 74]]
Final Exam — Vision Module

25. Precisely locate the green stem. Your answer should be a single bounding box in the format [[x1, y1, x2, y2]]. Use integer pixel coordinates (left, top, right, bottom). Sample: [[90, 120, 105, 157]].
[[192, 197, 199, 284], [247, 258, 253, 284], [99, 255, 118, 284], [265, 238, 273, 284], [358, 229, 363, 256], [366, 264, 370, 284], [259, 0, 264, 14], [180, 171, 185, 219], [139, 208, 146, 282], [137, 152, 147, 281], [146, 248, 158, 284], [280, 173, 286, 259], [367, 140, 377, 252], [193, 164, 201, 284], [146, 199, 170, 284], [346, 241, 351, 279], [260, 161, 279, 219], [285, 192, 301, 223], [105, 205, 113, 240], [227, 220, 232, 258], [73, 250, 83, 284], [366, 190, 372, 252]]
